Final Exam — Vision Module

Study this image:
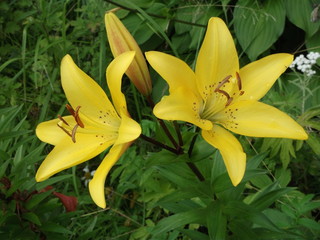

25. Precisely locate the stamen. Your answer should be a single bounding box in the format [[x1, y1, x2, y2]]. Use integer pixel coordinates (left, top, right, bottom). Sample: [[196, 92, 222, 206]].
[[226, 97, 233, 107], [66, 104, 75, 115], [216, 89, 231, 100], [236, 72, 242, 90], [71, 124, 79, 143], [57, 124, 72, 137], [58, 115, 69, 126], [74, 106, 84, 128], [66, 104, 84, 128], [214, 75, 232, 91]]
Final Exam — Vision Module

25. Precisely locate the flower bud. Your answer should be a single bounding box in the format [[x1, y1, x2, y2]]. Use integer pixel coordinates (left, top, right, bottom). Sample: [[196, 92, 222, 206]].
[[105, 11, 152, 96]]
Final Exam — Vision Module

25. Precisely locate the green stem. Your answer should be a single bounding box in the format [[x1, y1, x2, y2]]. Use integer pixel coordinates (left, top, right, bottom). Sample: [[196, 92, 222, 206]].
[[146, 96, 180, 151], [173, 121, 183, 147], [186, 162, 205, 182], [188, 127, 200, 157], [139, 134, 179, 154]]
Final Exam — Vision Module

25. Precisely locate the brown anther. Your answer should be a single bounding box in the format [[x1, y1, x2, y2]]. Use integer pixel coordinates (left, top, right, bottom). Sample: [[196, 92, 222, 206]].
[[58, 115, 69, 126], [71, 124, 79, 143], [225, 97, 233, 107], [239, 90, 245, 96], [57, 124, 72, 138], [236, 72, 242, 90], [216, 89, 231, 100], [214, 75, 232, 92], [66, 104, 84, 128]]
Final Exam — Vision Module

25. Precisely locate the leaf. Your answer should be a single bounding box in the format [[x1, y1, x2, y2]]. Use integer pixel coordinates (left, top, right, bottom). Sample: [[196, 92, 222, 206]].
[[151, 208, 206, 236], [40, 222, 73, 234], [248, 182, 293, 211], [35, 174, 73, 191], [53, 191, 78, 212], [22, 212, 42, 226], [234, 0, 286, 60], [25, 189, 54, 210], [206, 201, 227, 240], [285, 0, 320, 37]]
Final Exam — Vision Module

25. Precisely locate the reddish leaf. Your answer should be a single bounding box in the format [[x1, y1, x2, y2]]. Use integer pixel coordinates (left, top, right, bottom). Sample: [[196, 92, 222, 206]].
[[53, 192, 77, 212]]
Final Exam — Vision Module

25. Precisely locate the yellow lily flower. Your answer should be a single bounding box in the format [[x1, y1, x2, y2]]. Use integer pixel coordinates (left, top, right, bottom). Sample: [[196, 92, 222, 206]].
[[145, 17, 308, 186], [35, 51, 141, 208], [105, 11, 152, 96]]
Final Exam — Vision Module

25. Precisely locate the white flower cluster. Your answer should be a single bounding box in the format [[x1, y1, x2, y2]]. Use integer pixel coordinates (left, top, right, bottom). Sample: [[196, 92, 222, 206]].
[[290, 52, 320, 76]]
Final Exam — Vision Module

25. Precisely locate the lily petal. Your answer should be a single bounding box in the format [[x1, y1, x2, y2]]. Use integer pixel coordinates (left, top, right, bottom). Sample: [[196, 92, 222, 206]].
[[89, 143, 129, 208], [36, 116, 74, 145], [202, 125, 246, 186], [145, 51, 199, 97], [238, 54, 293, 101], [153, 87, 213, 130], [195, 17, 239, 97], [61, 55, 118, 121], [114, 111, 141, 146], [107, 51, 135, 117], [216, 101, 308, 140], [35, 134, 112, 182]]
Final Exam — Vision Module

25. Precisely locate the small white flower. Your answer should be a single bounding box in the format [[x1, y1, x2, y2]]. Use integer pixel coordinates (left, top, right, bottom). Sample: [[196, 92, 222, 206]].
[[82, 165, 95, 187], [290, 52, 319, 76]]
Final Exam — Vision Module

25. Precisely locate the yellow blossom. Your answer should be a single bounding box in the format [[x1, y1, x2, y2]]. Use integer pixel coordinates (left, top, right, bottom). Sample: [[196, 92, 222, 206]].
[[145, 17, 308, 186], [35, 51, 141, 208]]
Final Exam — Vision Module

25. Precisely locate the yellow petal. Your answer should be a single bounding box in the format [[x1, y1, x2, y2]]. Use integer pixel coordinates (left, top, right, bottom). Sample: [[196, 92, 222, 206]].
[[114, 111, 141, 146], [107, 51, 135, 117], [105, 12, 152, 96], [89, 143, 130, 208], [202, 125, 246, 186], [216, 101, 308, 140], [153, 87, 212, 130], [195, 17, 239, 98], [61, 55, 118, 122], [36, 116, 74, 145], [145, 51, 199, 97], [35, 134, 113, 182], [238, 54, 293, 101]]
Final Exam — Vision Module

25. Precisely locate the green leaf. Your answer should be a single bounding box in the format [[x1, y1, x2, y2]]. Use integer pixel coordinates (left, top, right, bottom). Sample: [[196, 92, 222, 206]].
[[298, 218, 320, 231], [206, 201, 227, 240], [22, 212, 42, 226], [285, 0, 320, 37], [247, 182, 293, 211], [40, 222, 73, 234], [151, 208, 206, 236], [25, 189, 54, 210], [306, 132, 320, 156], [234, 0, 286, 60], [35, 174, 73, 191]]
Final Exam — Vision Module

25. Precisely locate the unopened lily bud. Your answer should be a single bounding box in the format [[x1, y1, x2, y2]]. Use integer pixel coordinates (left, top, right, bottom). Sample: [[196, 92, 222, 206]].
[[105, 11, 152, 96]]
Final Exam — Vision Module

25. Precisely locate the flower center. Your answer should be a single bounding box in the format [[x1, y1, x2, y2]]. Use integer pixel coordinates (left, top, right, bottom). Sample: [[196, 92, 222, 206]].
[[57, 104, 84, 143], [201, 72, 245, 120]]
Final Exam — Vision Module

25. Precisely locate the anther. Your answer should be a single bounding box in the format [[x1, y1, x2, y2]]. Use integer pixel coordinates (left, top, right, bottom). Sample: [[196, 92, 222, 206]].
[[216, 89, 231, 100], [66, 104, 84, 128], [236, 72, 242, 90], [214, 75, 232, 91], [225, 97, 233, 107]]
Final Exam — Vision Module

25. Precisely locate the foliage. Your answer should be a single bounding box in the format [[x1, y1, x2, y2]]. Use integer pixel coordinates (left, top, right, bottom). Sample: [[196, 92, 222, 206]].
[[1, 0, 320, 239]]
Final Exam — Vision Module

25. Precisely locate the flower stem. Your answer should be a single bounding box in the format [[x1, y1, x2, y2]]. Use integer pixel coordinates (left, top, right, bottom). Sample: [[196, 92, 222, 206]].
[[188, 127, 200, 157], [139, 134, 179, 154], [173, 121, 183, 146], [186, 162, 205, 182], [146, 96, 180, 151]]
